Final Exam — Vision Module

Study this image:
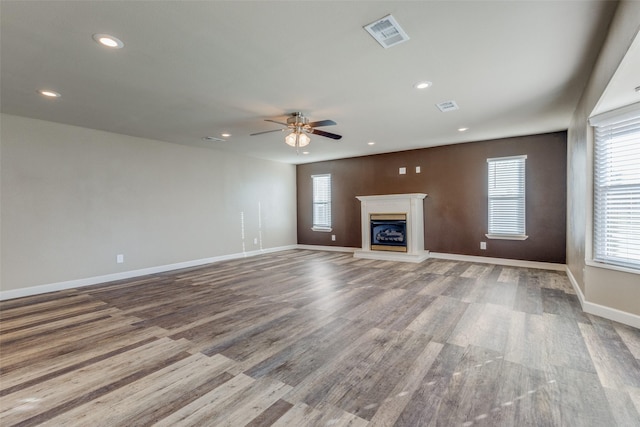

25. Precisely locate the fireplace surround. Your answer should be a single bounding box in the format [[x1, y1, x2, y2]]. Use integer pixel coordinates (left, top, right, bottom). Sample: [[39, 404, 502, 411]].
[[354, 193, 429, 263]]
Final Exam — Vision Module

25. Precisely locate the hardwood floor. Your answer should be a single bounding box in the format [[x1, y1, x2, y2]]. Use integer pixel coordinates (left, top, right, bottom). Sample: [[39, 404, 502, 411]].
[[1, 250, 639, 426]]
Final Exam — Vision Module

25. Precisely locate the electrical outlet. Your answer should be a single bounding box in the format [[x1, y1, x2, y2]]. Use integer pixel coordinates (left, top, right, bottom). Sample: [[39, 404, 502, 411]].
[[116, 254, 124, 263], [331, 235, 336, 241], [253, 237, 258, 245], [480, 242, 487, 250], [415, 166, 421, 173], [399, 167, 406, 175]]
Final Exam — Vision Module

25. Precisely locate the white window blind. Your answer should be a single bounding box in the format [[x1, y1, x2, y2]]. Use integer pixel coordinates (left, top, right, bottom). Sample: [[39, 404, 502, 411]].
[[591, 103, 640, 271], [487, 155, 527, 239], [312, 174, 332, 230]]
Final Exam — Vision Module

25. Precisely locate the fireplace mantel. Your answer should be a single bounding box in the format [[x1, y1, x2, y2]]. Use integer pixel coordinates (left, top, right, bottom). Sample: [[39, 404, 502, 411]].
[[354, 193, 429, 263]]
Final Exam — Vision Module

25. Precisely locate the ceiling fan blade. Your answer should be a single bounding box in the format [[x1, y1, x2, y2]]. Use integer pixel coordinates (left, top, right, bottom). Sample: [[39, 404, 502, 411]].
[[264, 119, 288, 126], [310, 129, 342, 140], [250, 128, 285, 136], [308, 119, 336, 128]]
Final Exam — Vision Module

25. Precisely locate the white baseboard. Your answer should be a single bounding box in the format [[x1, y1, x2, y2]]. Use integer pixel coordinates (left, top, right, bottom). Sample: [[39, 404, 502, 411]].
[[0, 245, 298, 301], [295, 246, 565, 271], [565, 266, 586, 307], [430, 252, 566, 271], [565, 267, 640, 329], [296, 245, 356, 253], [582, 301, 640, 329]]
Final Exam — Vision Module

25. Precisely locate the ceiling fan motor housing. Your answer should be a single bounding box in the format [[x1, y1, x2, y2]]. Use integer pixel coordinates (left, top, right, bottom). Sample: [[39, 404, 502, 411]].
[[287, 112, 310, 133]]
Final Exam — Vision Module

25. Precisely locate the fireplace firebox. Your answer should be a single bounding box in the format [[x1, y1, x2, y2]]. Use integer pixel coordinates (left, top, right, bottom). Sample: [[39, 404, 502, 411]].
[[370, 213, 407, 252]]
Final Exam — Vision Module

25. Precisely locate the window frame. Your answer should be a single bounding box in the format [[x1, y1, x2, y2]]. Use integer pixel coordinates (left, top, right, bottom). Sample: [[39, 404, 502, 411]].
[[311, 174, 332, 232], [486, 155, 528, 241], [588, 102, 640, 273]]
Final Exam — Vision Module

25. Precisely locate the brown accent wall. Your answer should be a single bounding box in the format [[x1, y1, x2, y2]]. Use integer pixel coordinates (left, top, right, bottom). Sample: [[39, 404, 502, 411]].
[[297, 132, 567, 263]]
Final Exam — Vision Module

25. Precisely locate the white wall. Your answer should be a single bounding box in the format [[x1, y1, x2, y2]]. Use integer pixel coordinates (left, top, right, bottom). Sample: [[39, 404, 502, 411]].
[[567, 0, 640, 323], [0, 114, 297, 294]]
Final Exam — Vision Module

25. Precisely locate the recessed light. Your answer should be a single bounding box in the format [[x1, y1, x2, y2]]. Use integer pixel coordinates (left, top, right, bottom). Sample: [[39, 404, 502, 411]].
[[302, 151, 310, 155], [93, 34, 124, 49], [367, 141, 376, 145], [221, 133, 231, 138], [38, 89, 61, 98], [414, 81, 432, 90], [458, 127, 469, 132]]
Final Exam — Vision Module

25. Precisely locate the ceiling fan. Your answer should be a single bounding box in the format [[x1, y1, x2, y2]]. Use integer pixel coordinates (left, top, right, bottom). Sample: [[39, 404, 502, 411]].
[[250, 112, 342, 150]]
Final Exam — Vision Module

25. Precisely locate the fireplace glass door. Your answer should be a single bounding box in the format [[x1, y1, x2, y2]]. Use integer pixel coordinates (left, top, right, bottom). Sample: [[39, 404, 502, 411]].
[[370, 213, 407, 252]]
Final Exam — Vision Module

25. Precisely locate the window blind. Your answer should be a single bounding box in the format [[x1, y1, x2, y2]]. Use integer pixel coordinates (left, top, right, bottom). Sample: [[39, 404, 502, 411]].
[[312, 174, 331, 229], [487, 155, 527, 238], [592, 105, 640, 271]]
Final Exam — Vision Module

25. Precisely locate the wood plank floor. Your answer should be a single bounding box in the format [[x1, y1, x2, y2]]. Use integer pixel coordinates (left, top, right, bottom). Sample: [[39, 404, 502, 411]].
[[1, 249, 639, 426]]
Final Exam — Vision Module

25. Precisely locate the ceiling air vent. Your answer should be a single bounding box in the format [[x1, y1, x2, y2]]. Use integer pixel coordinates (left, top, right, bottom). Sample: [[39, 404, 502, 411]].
[[202, 136, 226, 142], [436, 101, 459, 112], [364, 14, 410, 49]]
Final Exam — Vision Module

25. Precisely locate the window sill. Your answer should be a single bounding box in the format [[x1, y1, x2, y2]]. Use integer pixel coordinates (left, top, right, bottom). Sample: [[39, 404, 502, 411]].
[[485, 234, 529, 241], [586, 259, 640, 275], [312, 226, 332, 232]]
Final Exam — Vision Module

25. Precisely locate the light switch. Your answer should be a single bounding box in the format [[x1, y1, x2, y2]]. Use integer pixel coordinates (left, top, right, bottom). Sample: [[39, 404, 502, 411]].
[[399, 167, 406, 175], [416, 166, 421, 173]]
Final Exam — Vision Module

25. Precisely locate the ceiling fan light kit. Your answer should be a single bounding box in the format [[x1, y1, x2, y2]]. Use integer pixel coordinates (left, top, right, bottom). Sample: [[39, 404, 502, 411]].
[[285, 131, 310, 148]]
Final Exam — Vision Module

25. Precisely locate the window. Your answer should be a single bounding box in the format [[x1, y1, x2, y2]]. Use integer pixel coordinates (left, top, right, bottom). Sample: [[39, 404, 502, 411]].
[[487, 155, 528, 240], [312, 174, 332, 231], [591, 103, 640, 271]]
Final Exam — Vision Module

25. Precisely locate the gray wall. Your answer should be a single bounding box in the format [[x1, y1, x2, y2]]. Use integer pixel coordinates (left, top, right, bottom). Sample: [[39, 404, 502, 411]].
[[567, 0, 640, 317], [1, 114, 297, 293]]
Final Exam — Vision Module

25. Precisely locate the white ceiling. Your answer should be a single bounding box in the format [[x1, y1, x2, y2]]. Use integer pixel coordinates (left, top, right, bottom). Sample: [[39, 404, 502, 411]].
[[0, 1, 620, 164], [593, 28, 640, 116]]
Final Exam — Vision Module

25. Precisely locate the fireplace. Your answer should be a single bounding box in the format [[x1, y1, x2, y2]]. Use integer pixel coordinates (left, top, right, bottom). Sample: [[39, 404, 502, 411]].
[[370, 214, 407, 252], [354, 193, 429, 263]]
